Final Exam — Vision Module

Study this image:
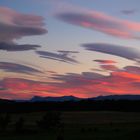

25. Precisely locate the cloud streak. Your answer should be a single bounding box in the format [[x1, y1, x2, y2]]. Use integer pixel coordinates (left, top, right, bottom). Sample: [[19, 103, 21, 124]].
[[47, 69, 140, 97], [82, 43, 140, 62], [36, 50, 79, 64], [121, 9, 136, 15], [0, 42, 41, 51], [56, 8, 140, 39], [100, 65, 119, 71], [94, 59, 117, 64], [0, 62, 43, 74], [124, 66, 140, 75]]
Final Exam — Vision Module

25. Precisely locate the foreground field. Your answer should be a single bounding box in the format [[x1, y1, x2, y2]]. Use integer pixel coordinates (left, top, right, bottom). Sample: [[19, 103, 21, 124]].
[[0, 111, 140, 140]]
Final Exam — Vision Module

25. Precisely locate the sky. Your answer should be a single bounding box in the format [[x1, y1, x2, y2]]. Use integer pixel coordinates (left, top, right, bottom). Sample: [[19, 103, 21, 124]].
[[0, 0, 140, 99]]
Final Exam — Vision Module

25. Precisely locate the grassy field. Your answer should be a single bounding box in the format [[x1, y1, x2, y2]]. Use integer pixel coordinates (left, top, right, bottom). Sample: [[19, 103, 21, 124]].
[[0, 111, 140, 140]]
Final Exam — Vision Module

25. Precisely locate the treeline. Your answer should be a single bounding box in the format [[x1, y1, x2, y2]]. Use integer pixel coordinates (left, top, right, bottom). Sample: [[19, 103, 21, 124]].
[[0, 100, 140, 113]]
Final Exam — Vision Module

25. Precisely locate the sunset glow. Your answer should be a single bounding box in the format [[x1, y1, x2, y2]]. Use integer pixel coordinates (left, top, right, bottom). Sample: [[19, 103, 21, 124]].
[[0, 0, 140, 99]]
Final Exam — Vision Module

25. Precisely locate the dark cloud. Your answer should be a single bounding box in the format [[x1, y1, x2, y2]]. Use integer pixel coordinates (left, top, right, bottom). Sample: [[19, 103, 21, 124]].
[[0, 7, 47, 51], [0, 7, 47, 43], [121, 9, 136, 15], [0, 81, 6, 91], [57, 50, 79, 55], [0, 62, 43, 74], [50, 72, 104, 84], [82, 43, 140, 61], [100, 65, 119, 71], [47, 69, 140, 97], [82, 72, 105, 79], [56, 10, 140, 39], [40, 56, 69, 63], [0, 42, 41, 51], [0, 87, 6, 90], [49, 72, 104, 87], [36, 50, 79, 64], [124, 66, 140, 75]]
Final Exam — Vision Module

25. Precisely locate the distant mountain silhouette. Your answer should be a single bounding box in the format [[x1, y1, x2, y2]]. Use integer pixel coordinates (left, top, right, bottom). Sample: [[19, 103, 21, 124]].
[[30, 95, 81, 102], [1, 95, 140, 113], [90, 95, 140, 101], [28, 95, 140, 102]]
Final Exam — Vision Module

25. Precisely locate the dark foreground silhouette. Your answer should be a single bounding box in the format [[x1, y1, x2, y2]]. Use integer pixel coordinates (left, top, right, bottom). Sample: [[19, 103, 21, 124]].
[[0, 111, 140, 140], [0, 99, 140, 113], [0, 99, 140, 139]]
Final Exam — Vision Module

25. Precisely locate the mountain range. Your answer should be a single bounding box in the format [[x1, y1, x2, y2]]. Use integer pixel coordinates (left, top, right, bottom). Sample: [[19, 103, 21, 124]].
[[26, 95, 140, 102], [30, 95, 81, 102]]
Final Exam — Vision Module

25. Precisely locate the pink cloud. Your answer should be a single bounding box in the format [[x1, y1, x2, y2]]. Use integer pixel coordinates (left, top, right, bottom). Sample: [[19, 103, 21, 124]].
[[56, 8, 140, 39], [0, 66, 140, 99], [94, 60, 117, 64]]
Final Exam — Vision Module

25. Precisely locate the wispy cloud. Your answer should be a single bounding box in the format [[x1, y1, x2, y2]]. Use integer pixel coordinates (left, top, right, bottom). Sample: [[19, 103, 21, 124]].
[[0, 42, 41, 51], [0, 64, 140, 99], [82, 43, 140, 62], [56, 7, 140, 39], [0, 62, 43, 74], [100, 65, 119, 71], [36, 50, 79, 64], [121, 9, 136, 15], [47, 68, 140, 97]]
